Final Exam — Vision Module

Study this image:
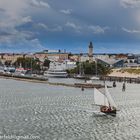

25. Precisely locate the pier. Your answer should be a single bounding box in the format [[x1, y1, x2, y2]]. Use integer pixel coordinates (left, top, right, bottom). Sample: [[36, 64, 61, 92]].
[[74, 83, 111, 88], [100, 76, 140, 84]]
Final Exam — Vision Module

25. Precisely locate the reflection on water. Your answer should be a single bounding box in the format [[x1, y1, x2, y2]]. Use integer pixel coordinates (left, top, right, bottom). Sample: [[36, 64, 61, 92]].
[[0, 78, 140, 140]]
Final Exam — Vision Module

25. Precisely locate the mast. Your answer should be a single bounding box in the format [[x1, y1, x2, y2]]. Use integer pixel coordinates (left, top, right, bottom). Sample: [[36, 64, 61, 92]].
[[79, 62, 82, 76], [79, 62, 84, 76], [95, 59, 97, 77]]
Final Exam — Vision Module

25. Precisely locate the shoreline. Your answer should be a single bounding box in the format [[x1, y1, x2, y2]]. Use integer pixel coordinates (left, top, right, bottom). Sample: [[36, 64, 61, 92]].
[[0, 75, 105, 89]]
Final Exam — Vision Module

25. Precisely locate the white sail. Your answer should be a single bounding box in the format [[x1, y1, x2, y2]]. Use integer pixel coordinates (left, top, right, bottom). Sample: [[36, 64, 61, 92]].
[[105, 85, 117, 108], [93, 88, 109, 107]]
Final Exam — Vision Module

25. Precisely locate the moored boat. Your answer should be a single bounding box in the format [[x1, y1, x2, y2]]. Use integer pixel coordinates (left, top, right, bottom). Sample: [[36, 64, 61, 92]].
[[44, 69, 68, 78]]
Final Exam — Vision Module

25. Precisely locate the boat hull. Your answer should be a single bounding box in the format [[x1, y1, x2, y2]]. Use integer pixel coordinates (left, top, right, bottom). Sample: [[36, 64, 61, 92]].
[[45, 74, 68, 78], [100, 106, 117, 116], [44, 70, 68, 78], [90, 76, 100, 80], [74, 76, 86, 79], [102, 110, 116, 116]]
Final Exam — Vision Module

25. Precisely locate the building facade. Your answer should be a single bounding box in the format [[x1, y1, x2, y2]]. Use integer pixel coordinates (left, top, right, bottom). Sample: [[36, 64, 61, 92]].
[[35, 50, 69, 61], [0, 53, 25, 64]]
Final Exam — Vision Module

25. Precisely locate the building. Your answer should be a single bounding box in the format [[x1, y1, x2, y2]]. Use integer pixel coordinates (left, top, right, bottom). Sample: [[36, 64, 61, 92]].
[[88, 42, 93, 62], [35, 50, 69, 61], [77, 42, 95, 62], [137, 55, 140, 64], [94, 54, 109, 60], [0, 53, 25, 64], [123, 54, 140, 67], [68, 54, 79, 62], [97, 58, 124, 68]]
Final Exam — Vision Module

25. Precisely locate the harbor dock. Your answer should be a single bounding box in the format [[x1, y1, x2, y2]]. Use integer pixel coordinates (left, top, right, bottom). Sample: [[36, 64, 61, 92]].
[[100, 76, 140, 84]]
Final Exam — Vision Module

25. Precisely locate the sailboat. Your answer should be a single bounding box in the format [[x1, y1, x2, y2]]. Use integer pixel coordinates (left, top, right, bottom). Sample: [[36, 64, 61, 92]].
[[90, 60, 99, 80], [86, 60, 99, 83], [74, 63, 86, 79], [93, 85, 117, 115]]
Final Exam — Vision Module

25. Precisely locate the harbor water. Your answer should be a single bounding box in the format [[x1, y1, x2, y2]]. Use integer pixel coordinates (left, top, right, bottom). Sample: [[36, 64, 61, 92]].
[[0, 78, 140, 140]]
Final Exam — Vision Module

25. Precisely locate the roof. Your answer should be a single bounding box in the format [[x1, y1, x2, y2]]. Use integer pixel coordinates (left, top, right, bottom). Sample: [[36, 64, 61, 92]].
[[98, 58, 123, 65], [35, 52, 68, 55]]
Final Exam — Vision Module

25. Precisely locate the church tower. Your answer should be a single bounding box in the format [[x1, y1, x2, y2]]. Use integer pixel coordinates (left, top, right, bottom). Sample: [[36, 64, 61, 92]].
[[88, 42, 93, 62]]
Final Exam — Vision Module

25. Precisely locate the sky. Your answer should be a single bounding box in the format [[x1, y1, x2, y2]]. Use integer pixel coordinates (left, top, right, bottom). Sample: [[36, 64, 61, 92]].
[[0, 0, 140, 53]]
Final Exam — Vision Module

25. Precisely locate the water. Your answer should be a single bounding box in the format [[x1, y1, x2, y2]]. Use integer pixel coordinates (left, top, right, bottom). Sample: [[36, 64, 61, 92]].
[[0, 78, 140, 140]]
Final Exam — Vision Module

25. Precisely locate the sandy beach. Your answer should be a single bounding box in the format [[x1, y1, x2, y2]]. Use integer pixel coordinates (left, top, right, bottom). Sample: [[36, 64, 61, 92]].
[[109, 69, 140, 78]]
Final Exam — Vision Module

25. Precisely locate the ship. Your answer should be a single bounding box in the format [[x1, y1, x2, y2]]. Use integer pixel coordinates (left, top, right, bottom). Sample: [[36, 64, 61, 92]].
[[44, 69, 68, 78]]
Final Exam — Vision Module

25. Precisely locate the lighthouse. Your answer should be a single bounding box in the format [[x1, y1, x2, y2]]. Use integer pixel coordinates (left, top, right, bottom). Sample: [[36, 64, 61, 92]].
[[88, 42, 93, 62]]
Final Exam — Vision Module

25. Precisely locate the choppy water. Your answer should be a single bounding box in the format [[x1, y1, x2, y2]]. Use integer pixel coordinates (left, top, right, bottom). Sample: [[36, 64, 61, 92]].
[[0, 78, 140, 140]]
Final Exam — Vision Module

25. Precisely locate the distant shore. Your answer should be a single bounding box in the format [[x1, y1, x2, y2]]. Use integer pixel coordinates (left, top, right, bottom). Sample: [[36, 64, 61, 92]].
[[0, 74, 48, 84], [0, 74, 106, 89]]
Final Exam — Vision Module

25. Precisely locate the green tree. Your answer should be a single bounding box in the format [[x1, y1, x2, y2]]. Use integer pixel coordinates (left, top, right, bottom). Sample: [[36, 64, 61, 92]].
[[43, 59, 51, 68], [14, 57, 41, 72], [68, 61, 111, 76]]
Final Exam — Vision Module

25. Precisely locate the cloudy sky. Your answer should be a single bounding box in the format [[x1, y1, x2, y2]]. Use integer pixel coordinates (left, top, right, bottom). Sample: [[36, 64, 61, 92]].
[[0, 0, 140, 53]]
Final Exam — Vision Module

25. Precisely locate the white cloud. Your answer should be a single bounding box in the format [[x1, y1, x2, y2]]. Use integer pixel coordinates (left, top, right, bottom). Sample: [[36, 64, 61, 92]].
[[60, 9, 72, 15], [13, 16, 32, 27], [122, 27, 140, 33], [21, 16, 32, 24], [120, 0, 140, 8], [88, 25, 109, 34], [38, 23, 48, 29], [0, 0, 29, 19], [40, 1, 50, 8], [0, 28, 33, 43], [31, 0, 50, 8], [50, 25, 63, 32], [30, 38, 45, 50], [38, 23, 63, 32], [65, 22, 109, 34], [65, 22, 81, 32]]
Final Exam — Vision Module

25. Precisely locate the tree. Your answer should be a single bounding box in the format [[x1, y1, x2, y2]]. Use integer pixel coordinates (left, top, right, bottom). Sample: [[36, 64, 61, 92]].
[[14, 57, 41, 73], [5, 61, 11, 66], [43, 59, 50, 68], [68, 61, 111, 76]]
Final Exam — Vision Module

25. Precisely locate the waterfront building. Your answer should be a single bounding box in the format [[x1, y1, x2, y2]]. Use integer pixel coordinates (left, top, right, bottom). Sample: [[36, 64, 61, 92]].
[[97, 58, 124, 68], [35, 50, 69, 61], [123, 54, 140, 67]]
